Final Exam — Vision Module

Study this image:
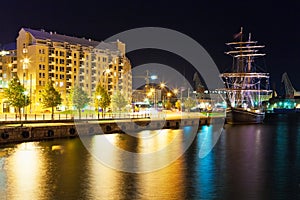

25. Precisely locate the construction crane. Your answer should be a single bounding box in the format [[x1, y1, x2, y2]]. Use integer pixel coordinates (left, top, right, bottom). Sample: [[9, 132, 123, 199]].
[[132, 70, 157, 89], [281, 72, 300, 98]]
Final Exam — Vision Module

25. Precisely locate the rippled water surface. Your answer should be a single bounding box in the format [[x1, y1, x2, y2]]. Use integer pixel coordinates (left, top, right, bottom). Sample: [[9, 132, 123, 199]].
[[0, 114, 300, 199]]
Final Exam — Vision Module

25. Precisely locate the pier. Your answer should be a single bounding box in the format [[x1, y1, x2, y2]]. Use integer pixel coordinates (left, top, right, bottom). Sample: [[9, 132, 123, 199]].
[[0, 113, 224, 144]]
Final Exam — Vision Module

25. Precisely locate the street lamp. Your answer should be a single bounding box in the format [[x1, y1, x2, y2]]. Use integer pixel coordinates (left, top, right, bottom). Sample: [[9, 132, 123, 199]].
[[97, 95, 101, 119], [173, 88, 179, 96], [160, 82, 166, 104], [23, 91, 29, 121], [167, 92, 172, 99], [150, 88, 156, 108]]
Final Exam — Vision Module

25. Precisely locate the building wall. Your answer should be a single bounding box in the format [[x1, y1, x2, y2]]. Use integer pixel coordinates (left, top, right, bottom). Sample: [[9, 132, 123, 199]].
[[0, 49, 18, 113], [12, 28, 132, 113]]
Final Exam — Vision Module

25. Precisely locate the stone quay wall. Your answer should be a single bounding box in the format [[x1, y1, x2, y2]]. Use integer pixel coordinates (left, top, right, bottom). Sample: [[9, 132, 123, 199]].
[[0, 117, 224, 144]]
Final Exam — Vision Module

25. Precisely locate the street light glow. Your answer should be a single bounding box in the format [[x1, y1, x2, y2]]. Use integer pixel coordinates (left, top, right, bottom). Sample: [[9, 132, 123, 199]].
[[23, 57, 30, 64], [173, 88, 178, 95]]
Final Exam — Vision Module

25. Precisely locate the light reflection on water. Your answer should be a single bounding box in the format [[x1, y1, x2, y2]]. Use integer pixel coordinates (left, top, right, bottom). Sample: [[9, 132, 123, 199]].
[[0, 115, 299, 199]]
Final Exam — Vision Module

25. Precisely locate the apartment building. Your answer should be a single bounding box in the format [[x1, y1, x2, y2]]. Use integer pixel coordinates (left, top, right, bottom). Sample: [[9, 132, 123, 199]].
[[0, 45, 18, 113], [14, 28, 132, 112]]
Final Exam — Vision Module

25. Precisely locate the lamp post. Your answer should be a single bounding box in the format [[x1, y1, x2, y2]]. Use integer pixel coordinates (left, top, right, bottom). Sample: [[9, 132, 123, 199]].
[[160, 82, 166, 104], [97, 95, 101, 119], [23, 91, 29, 122], [150, 88, 156, 109]]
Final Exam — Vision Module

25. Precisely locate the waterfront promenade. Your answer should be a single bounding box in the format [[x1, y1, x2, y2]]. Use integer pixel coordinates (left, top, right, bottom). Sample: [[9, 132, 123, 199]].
[[0, 111, 225, 144]]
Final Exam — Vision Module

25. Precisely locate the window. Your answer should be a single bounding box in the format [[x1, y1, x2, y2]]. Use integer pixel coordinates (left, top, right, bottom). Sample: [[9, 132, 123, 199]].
[[60, 59, 64, 64], [60, 67, 64, 72], [73, 53, 77, 58], [59, 51, 64, 57]]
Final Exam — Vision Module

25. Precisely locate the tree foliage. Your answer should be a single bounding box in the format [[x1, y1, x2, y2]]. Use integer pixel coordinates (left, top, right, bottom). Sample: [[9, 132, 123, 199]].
[[70, 85, 90, 119], [184, 97, 196, 112], [3, 77, 30, 118], [111, 90, 127, 112], [94, 84, 111, 112], [175, 100, 181, 111], [41, 80, 62, 119]]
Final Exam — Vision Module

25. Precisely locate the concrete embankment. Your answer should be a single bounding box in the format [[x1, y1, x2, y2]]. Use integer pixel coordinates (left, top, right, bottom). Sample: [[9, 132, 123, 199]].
[[0, 116, 224, 144]]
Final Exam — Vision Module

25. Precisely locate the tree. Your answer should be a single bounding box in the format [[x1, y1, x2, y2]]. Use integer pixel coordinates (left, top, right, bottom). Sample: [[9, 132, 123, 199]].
[[70, 85, 90, 119], [3, 77, 30, 120], [41, 80, 62, 120], [164, 100, 172, 110], [175, 100, 181, 111], [94, 84, 111, 117], [111, 90, 127, 112], [184, 97, 196, 112]]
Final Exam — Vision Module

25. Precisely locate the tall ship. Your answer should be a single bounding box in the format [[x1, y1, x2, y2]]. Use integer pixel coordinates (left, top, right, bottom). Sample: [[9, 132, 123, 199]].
[[220, 28, 272, 124]]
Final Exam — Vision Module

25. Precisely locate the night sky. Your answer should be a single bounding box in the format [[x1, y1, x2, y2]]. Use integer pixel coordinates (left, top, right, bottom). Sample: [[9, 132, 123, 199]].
[[1, 1, 300, 93]]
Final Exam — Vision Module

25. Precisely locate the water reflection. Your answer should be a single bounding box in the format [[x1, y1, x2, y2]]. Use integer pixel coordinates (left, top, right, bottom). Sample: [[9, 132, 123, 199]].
[[5, 143, 47, 200], [0, 116, 299, 199], [85, 128, 196, 173]]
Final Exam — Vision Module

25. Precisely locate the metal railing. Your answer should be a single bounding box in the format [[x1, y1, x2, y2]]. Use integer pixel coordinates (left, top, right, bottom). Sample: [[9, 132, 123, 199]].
[[0, 112, 152, 122]]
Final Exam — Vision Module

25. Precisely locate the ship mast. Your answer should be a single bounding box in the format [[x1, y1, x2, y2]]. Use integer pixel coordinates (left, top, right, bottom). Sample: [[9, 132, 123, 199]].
[[222, 28, 271, 109]]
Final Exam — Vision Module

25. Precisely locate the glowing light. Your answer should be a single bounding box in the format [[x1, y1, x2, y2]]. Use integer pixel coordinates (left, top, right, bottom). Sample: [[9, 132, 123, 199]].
[[173, 88, 178, 95], [150, 75, 157, 80], [0, 50, 9, 56], [23, 57, 30, 64]]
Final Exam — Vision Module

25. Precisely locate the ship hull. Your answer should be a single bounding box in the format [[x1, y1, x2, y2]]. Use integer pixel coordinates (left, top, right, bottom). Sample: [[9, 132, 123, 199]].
[[226, 107, 265, 124]]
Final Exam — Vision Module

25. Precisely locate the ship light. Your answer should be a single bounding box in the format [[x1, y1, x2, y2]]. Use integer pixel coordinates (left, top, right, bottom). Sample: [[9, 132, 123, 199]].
[[296, 104, 300, 108]]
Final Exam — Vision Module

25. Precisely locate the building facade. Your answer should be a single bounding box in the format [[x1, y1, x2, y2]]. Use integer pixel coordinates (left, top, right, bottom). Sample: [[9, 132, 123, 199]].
[[0, 28, 132, 113], [0, 45, 18, 113]]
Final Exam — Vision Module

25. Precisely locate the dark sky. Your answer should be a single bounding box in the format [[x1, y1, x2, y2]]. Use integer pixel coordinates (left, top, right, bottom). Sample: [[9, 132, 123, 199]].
[[1, 1, 300, 93]]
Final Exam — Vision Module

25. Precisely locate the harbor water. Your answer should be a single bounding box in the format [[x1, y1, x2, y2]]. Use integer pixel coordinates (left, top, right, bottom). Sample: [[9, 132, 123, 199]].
[[0, 114, 300, 199]]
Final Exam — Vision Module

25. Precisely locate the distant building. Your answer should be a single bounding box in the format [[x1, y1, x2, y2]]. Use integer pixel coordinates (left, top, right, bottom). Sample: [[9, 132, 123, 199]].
[[0, 44, 18, 113], [10, 28, 132, 112]]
